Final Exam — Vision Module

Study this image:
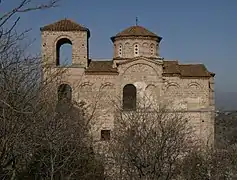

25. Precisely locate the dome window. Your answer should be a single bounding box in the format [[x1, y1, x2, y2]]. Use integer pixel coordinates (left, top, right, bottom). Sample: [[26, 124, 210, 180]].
[[150, 43, 155, 56], [118, 44, 123, 57], [134, 44, 139, 57]]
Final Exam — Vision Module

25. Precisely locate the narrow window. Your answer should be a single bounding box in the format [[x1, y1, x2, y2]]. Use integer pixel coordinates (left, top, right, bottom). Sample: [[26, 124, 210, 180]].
[[150, 43, 155, 56], [56, 38, 72, 66], [58, 84, 72, 102], [118, 44, 123, 57], [134, 44, 139, 57], [101, 130, 111, 141], [123, 84, 136, 110]]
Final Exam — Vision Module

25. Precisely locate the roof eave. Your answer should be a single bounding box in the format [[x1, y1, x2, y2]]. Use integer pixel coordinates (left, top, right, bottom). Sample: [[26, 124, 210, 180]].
[[40, 28, 91, 38], [85, 71, 119, 75], [110, 35, 162, 42]]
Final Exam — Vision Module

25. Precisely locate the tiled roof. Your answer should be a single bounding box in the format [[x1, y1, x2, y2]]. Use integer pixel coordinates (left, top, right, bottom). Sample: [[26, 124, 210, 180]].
[[85, 60, 118, 74], [179, 64, 212, 77], [111, 26, 161, 41], [40, 19, 89, 32], [163, 61, 180, 74], [85, 60, 214, 77], [163, 61, 214, 77]]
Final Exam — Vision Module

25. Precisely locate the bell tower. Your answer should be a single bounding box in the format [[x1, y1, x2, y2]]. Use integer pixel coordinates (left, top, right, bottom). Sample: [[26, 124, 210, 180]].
[[40, 19, 90, 68]]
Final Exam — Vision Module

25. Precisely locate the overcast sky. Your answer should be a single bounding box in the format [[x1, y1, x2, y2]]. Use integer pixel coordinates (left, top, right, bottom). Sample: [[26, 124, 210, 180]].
[[2, 0, 237, 92]]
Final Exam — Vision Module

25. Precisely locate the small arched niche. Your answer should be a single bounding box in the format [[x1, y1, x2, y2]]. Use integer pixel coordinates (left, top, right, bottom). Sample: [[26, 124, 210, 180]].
[[56, 38, 72, 66]]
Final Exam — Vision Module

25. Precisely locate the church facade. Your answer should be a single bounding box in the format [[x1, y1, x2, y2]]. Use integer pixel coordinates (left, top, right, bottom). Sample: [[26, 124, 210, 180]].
[[41, 19, 215, 145]]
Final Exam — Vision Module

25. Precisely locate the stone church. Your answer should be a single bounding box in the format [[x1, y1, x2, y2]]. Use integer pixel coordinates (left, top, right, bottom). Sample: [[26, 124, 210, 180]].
[[40, 19, 215, 145]]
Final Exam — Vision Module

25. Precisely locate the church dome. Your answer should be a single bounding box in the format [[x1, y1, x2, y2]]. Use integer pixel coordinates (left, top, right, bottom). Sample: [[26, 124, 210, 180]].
[[111, 25, 162, 42], [111, 25, 162, 59]]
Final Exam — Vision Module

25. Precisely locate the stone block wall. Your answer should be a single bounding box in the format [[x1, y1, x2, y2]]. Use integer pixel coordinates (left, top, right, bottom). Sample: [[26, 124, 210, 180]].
[[41, 31, 88, 67], [43, 58, 214, 147], [113, 38, 159, 58], [53, 59, 214, 146]]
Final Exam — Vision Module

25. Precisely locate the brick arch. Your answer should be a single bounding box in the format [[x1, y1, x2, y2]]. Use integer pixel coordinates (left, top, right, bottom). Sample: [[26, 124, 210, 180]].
[[142, 42, 148, 47], [132, 42, 141, 46], [78, 82, 93, 103], [122, 63, 160, 77], [145, 84, 156, 89], [187, 82, 208, 99], [145, 84, 156, 93], [165, 83, 180, 96], [145, 84, 159, 99], [54, 34, 74, 45], [79, 82, 93, 92], [150, 43, 155, 47], [80, 81, 93, 87], [56, 80, 72, 90], [187, 82, 202, 90], [101, 82, 115, 89], [165, 82, 180, 90], [125, 42, 130, 46]]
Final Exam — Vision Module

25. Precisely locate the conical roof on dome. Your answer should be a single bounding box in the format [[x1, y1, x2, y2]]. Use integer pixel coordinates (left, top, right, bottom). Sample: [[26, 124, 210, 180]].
[[111, 25, 161, 42]]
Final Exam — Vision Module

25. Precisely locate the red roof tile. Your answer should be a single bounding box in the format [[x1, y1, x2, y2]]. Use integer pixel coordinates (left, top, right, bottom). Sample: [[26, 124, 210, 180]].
[[85, 60, 213, 77], [85, 60, 118, 74], [40, 19, 89, 32], [163, 61, 214, 77], [111, 26, 161, 42]]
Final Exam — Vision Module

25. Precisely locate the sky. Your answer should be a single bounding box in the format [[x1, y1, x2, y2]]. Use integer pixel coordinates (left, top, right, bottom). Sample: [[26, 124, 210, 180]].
[[1, 0, 237, 93]]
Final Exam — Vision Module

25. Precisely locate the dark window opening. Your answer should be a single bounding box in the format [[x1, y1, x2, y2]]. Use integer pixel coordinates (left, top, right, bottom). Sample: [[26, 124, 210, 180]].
[[56, 38, 72, 66], [101, 130, 111, 141], [58, 84, 72, 102], [123, 84, 136, 110]]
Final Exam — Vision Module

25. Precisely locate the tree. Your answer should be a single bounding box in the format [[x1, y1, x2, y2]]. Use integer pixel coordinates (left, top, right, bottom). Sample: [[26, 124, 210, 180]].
[[0, 1, 104, 179], [106, 99, 196, 180], [19, 99, 104, 180], [103, 98, 237, 180], [180, 146, 237, 180]]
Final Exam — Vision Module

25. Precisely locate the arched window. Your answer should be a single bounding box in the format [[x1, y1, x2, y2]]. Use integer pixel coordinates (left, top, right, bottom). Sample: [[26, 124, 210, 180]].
[[56, 38, 72, 66], [58, 84, 72, 102], [118, 44, 123, 57], [123, 84, 136, 110], [150, 43, 155, 56], [134, 43, 139, 57]]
